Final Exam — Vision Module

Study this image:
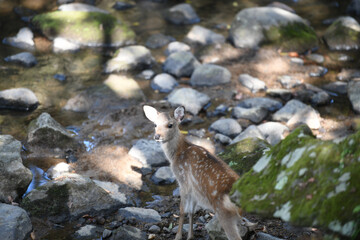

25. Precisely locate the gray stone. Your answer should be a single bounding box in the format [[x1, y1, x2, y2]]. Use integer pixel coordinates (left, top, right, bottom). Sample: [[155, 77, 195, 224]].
[[117, 207, 161, 223], [209, 118, 242, 138], [53, 37, 81, 53], [238, 97, 283, 112], [149, 225, 161, 233], [185, 25, 225, 45], [163, 51, 200, 77], [266, 89, 292, 101], [22, 173, 123, 222], [105, 46, 154, 73], [232, 106, 268, 123], [102, 229, 112, 239], [214, 133, 232, 145], [4, 52, 37, 67], [74, 225, 102, 239], [323, 16, 360, 50], [257, 232, 284, 240], [58, 3, 109, 14], [348, 80, 360, 113], [229, 7, 317, 52], [347, 0, 360, 16], [323, 81, 348, 95], [151, 73, 178, 93], [2, 27, 35, 51], [112, 225, 146, 240], [112, 2, 134, 11], [165, 3, 200, 25], [0, 204, 32, 240], [165, 41, 191, 56], [231, 125, 265, 144], [151, 166, 176, 184], [337, 68, 360, 81], [167, 88, 210, 115], [309, 66, 328, 77], [278, 75, 302, 89], [238, 74, 267, 93], [46, 162, 73, 179], [146, 33, 175, 49], [0, 135, 32, 203], [205, 216, 247, 240], [93, 180, 134, 206], [128, 139, 168, 168], [267, 2, 295, 13], [137, 69, 155, 80], [306, 53, 324, 64], [190, 64, 231, 86], [257, 122, 289, 145], [290, 57, 304, 65], [272, 99, 307, 122], [0, 88, 39, 111], [311, 91, 331, 106]]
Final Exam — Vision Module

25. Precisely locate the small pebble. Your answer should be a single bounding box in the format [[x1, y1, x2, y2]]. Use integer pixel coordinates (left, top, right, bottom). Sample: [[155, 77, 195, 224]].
[[149, 225, 161, 233], [54, 74, 67, 82], [102, 229, 112, 239]]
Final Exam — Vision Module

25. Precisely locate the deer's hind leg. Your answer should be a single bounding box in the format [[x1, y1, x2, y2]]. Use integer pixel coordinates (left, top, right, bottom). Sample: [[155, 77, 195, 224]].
[[215, 196, 242, 240]]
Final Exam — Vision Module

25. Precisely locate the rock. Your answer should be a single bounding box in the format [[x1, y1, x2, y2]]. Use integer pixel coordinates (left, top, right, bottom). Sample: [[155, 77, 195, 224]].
[[0, 204, 32, 240], [165, 41, 191, 56], [117, 207, 161, 223], [278, 75, 302, 89], [104, 46, 153, 73], [257, 122, 289, 145], [112, 1, 134, 11], [209, 118, 242, 138], [58, 3, 108, 14], [257, 232, 284, 240], [149, 225, 161, 233], [323, 81, 348, 95], [163, 51, 200, 77], [348, 81, 360, 113], [2, 27, 35, 51], [229, 7, 318, 52], [53, 37, 81, 53], [74, 225, 103, 239], [231, 125, 265, 144], [266, 89, 292, 101], [347, 0, 360, 16], [22, 173, 123, 222], [151, 73, 178, 93], [172, 224, 197, 233], [232, 106, 268, 123], [306, 53, 324, 64], [273, 99, 321, 129], [190, 64, 231, 86], [112, 225, 146, 240], [238, 74, 267, 93], [205, 215, 248, 240], [32, 11, 135, 47], [309, 66, 328, 77], [137, 69, 155, 80], [53, 73, 67, 82], [93, 180, 134, 206], [128, 139, 168, 168], [165, 3, 200, 25], [185, 25, 225, 45], [146, 33, 175, 49], [290, 57, 304, 65], [102, 229, 112, 238], [4, 52, 37, 67], [214, 133, 232, 145], [295, 83, 331, 106], [26, 112, 79, 156], [311, 91, 331, 106], [323, 16, 360, 50], [232, 125, 360, 237], [0, 135, 32, 203], [46, 162, 73, 179], [0, 88, 39, 111], [104, 75, 145, 100], [151, 166, 176, 184], [167, 88, 210, 115], [238, 97, 283, 112], [63, 93, 92, 112], [220, 137, 270, 175], [337, 69, 360, 81], [267, 2, 295, 13], [207, 104, 228, 117]]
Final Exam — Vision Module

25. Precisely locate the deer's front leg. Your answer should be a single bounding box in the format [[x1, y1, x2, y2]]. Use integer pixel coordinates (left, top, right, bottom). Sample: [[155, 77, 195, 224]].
[[187, 212, 194, 240], [175, 197, 185, 240]]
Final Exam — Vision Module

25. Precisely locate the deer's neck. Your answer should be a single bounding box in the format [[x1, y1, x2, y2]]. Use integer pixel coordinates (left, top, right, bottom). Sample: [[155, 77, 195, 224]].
[[161, 129, 184, 163]]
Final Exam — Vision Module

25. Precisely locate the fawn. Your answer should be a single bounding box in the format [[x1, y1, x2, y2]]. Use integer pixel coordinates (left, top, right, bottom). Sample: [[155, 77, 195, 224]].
[[143, 105, 252, 240]]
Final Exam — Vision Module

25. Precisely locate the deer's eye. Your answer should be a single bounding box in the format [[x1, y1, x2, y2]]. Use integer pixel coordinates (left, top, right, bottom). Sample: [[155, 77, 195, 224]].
[[168, 123, 173, 128], [154, 124, 157, 128]]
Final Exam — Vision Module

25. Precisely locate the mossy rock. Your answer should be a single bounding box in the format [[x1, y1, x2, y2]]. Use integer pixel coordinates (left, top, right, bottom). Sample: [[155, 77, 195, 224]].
[[219, 138, 270, 176], [231, 125, 360, 238], [32, 11, 135, 47]]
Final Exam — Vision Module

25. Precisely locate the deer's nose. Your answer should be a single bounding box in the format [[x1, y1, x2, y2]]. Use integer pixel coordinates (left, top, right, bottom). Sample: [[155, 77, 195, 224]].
[[154, 134, 161, 140]]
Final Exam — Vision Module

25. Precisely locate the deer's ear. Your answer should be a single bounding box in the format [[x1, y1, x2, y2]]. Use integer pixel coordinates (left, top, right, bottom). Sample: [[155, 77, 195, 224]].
[[174, 106, 185, 122], [143, 105, 159, 123]]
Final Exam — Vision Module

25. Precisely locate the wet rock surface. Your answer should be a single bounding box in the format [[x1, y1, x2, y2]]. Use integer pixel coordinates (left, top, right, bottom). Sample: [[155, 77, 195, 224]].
[[163, 51, 200, 77], [150, 73, 178, 93], [185, 25, 225, 45], [2, 27, 35, 51], [165, 3, 200, 25], [0, 204, 33, 240], [190, 64, 231, 86], [4, 52, 37, 67], [0, 88, 39, 111]]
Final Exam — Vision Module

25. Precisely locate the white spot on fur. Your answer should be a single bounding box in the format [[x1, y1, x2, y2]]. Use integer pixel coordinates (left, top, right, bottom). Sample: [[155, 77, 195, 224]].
[[273, 201, 292, 222], [211, 190, 217, 196], [253, 154, 271, 172]]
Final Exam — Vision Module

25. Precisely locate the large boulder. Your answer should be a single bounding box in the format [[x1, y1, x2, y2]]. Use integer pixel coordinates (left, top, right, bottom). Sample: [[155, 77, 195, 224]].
[[32, 11, 135, 47], [21, 173, 125, 222], [104, 45, 154, 73], [0, 135, 32, 203], [167, 88, 210, 115], [323, 16, 360, 50], [190, 64, 231, 87], [229, 7, 318, 52], [0, 204, 33, 240], [0, 88, 39, 111], [232, 125, 360, 238]]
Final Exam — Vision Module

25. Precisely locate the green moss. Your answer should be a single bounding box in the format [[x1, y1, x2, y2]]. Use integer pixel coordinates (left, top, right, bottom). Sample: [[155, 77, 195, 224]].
[[232, 125, 360, 237], [32, 11, 135, 46]]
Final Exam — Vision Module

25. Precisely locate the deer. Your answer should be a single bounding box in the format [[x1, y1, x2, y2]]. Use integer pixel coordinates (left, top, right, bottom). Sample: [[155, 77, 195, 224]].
[[143, 105, 255, 240]]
